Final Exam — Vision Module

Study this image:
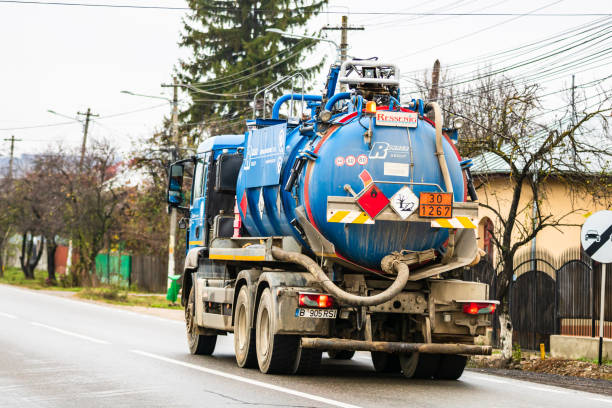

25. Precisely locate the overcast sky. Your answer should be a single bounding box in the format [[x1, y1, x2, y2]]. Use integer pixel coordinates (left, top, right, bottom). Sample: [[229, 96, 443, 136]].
[[0, 0, 609, 158]]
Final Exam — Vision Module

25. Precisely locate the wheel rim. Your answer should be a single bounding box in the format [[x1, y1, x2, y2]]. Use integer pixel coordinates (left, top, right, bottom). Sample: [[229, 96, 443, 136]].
[[399, 352, 419, 378], [258, 307, 270, 359], [237, 304, 247, 352], [186, 302, 196, 342]]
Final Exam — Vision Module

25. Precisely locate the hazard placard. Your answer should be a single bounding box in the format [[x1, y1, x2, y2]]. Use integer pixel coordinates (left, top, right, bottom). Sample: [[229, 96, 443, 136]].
[[581, 210, 612, 263], [356, 184, 389, 219]]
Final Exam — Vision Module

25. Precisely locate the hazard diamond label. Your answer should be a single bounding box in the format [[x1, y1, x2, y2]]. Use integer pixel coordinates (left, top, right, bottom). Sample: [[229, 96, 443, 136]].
[[390, 186, 418, 219], [356, 184, 389, 219]]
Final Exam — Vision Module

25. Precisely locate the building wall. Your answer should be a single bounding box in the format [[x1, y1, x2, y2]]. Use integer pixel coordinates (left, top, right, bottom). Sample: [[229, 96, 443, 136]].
[[475, 175, 610, 262]]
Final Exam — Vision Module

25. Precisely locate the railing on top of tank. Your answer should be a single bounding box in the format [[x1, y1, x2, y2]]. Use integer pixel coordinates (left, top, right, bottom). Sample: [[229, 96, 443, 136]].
[[253, 72, 306, 121], [371, 180, 445, 192]]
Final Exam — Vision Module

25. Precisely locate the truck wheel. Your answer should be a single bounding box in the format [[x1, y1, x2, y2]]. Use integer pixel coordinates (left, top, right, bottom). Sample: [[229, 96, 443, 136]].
[[412, 354, 440, 379], [186, 286, 217, 355], [327, 350, 355, 360], [371, 352, 401, 373], [434, 355, 467, 380], [294, 348, 322, 375], [255, 288, 300, 374], [399, 352, 419, 378], [234, 286, 257, 368]]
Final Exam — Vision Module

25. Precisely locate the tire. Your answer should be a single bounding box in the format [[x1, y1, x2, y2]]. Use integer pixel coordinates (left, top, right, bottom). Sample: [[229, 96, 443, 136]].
[[371, 352, 401, 373], [234, 286, 258, 368], [294, 348, 322, 375], [434, 355, 467, 380], [186, 286, 217, 355], [255, 288, 300, 374], [412, 354, 440, 379], [327, 350, 355, 360]]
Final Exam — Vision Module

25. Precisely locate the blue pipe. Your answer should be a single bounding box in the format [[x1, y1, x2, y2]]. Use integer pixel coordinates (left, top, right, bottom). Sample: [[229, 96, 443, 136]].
[[272, 94, 322, 119], [324, 92, 351, 111]]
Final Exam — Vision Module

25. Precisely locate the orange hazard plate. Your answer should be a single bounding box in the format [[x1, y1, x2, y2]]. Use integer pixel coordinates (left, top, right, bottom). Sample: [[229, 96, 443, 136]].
[[419, 192, 453, 218]]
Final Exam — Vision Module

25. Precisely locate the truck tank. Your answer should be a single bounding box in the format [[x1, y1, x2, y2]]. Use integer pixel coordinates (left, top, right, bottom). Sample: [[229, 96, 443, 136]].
[[236, 107, 466, 270]]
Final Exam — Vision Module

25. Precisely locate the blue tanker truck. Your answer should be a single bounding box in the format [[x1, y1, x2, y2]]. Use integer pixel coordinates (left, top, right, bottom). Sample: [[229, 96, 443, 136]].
[[166, 60, 497, 379]]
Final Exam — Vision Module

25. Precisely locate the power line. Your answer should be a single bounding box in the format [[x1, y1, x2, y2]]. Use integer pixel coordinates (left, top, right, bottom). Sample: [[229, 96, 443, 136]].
[[0, 103, 170, 131], [0, 1, 610, 16]]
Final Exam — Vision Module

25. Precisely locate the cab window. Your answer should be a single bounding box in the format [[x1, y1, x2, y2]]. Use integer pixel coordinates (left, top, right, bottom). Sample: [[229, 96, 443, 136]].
[[191, 158, 207, 202]]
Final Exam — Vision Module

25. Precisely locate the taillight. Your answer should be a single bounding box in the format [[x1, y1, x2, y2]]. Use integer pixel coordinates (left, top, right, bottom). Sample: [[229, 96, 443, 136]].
[[462, 302, 496, 315], [298, 293, 334, 308]]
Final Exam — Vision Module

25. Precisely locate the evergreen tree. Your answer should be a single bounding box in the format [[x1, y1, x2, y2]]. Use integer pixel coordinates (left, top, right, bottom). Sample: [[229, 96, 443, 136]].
[[179, 0, 327, 137]]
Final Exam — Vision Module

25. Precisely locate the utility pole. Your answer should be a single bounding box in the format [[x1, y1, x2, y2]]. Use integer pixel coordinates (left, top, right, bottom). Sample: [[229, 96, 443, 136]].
[[161, 78, 180, 289], [3, 135, 22, 180], [323, 15, 364, 91], [76, 108, 99, 169], [323, 15, 365, 62]]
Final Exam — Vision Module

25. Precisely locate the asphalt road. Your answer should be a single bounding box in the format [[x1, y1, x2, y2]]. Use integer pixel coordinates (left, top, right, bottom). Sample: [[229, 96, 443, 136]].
[[1, 284, 610, 408]]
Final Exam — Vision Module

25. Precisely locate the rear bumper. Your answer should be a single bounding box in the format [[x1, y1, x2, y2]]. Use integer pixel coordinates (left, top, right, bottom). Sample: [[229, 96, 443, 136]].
[[300, 337, 491, 355]]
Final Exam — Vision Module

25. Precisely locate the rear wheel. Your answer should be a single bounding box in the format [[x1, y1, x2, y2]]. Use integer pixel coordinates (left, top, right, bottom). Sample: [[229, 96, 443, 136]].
[[434, 355, 467, 380], [371, 352, 401, 373], [412, 354, 440, 379], [399, 353, 419, 378], [327, 350, 355, 360], [186, 286, 217, 355], [255, 288, 300, 374], [234, 286, 257, 368], [294, 348, 322, 375]]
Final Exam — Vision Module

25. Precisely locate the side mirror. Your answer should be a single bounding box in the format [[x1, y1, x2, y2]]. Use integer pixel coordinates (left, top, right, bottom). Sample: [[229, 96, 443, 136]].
[[167, 163, 185, 207]]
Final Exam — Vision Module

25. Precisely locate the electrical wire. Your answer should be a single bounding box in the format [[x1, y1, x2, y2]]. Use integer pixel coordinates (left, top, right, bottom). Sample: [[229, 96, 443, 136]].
[[0, 1, 610, 16]]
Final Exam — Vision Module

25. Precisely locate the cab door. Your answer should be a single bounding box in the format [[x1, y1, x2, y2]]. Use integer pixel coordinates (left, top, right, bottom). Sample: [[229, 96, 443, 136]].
[[188, 154, 208, 250]]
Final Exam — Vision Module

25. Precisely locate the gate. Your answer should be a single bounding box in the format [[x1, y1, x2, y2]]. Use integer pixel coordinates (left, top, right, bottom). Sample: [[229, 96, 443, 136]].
[[509, 258, 556, 351], [556, 259, 593, 336]]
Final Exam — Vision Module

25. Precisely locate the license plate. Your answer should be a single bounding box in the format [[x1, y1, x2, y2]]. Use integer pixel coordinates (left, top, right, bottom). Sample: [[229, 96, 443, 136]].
[[419, 192, 453, 218], [295, 308, 337, 319]]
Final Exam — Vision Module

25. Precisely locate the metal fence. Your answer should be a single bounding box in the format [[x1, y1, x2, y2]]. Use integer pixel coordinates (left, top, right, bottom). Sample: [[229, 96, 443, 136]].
[[465, 248, 612, 351]]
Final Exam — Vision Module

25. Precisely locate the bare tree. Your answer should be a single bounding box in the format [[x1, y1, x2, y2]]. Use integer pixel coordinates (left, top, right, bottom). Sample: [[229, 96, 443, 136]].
[[0, 181, 16, 278], [57, 141, 127, 285], [15, 151, 70, 282], [415, 69, 611, 304]]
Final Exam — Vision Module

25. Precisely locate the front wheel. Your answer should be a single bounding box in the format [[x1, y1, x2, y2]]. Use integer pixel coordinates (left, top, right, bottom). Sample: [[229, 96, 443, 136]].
[[255, 288, 300, 374], [186, 286, 217, 355]]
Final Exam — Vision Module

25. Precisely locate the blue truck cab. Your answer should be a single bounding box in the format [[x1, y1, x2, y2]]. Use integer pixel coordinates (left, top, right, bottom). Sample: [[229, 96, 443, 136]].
[[186, 134, 245, 253]]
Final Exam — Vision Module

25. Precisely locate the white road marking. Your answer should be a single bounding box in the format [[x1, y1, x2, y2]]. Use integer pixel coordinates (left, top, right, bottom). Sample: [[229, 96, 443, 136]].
[[0, 311, 17, 319], [525, 385, 568, 394], [589, 397, 612, 404], [30, 322, 110, 345], [463, 373, 509, 384], [131, 349, 363, 408], [0, 285, 183, 325]]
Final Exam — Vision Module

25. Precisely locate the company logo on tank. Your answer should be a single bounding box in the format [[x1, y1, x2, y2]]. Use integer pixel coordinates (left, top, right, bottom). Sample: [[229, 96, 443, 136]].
[[369, 142, 410, 160]]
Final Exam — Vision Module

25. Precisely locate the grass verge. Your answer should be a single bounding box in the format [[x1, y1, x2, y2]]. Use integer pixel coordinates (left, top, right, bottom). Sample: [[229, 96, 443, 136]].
[[77, 287, 182, 310], [0, 267, 79, 291], [1, 266, 181, 310]]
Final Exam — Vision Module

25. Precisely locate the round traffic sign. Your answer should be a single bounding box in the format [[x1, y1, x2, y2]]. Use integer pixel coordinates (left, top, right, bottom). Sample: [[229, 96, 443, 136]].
[[581, 210, 612, 263]]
